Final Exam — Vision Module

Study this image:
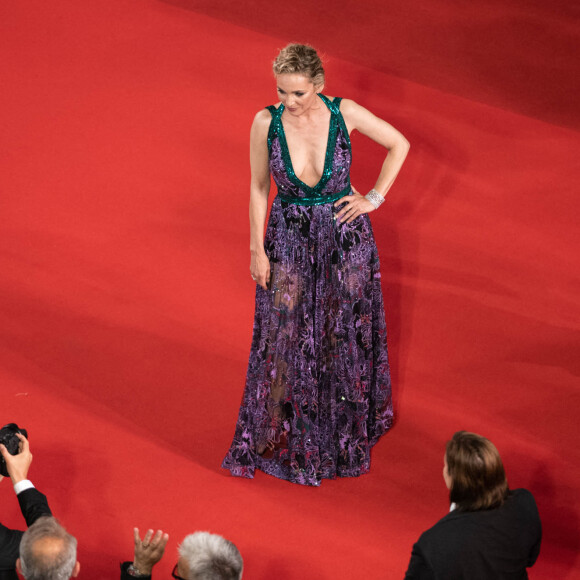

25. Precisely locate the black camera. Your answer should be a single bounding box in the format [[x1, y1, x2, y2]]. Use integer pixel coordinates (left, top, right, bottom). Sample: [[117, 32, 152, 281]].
[[0, 423, 28, 477]]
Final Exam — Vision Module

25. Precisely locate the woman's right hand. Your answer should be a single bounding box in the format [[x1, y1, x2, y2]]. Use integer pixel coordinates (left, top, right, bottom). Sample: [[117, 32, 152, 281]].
[[250, 250, 271, 290]]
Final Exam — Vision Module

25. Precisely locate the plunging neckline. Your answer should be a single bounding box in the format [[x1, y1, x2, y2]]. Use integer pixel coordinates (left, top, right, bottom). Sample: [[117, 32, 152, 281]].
[[277, 94, 337, 195]]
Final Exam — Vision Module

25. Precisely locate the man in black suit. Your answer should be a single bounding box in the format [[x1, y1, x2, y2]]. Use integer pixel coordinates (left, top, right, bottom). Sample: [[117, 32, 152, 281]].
[[405, 431, 542, 580], [405, 488, 541, 579], [0, 433, 52, 580]]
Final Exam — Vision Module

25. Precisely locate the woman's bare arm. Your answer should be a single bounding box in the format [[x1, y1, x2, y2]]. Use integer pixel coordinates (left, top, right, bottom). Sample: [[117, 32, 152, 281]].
[[249, 109, 272, 290], [335, 99, 410, 223]]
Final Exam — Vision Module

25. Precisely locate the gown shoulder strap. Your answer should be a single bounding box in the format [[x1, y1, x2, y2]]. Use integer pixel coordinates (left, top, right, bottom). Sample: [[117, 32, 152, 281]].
[[318, 93, 342, 115], [265, 105, 283, 151], [325, 96, 350, 150]]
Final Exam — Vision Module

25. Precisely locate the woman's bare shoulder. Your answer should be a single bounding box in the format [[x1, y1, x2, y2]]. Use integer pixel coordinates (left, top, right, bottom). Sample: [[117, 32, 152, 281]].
[[252, 107, 272, 127], [254, 107, 271, 121], [338, 99, 379, 125], [337, 98, 360, 111], [250, 107, 275, 143]]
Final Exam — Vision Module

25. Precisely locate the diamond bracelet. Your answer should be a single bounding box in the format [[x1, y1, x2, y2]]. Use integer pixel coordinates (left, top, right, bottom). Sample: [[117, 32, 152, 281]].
[[365, 189, 385, 209]]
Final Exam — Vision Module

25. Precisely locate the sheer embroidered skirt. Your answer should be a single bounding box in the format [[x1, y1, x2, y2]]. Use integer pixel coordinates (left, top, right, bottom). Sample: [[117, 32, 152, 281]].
[[222, 198, 393, 486]]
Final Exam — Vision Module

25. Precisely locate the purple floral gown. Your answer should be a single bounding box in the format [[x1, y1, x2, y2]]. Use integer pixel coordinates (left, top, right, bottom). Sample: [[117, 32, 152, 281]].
[[222, 94, 393, 486]]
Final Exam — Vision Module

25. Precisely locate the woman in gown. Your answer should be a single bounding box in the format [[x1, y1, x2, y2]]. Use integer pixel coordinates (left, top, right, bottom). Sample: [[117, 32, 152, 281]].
[[222, 44, 410, 486]]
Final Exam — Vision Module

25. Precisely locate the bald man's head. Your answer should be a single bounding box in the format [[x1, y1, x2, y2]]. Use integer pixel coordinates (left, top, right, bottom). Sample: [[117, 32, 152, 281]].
[[18, 517, 80, 580]]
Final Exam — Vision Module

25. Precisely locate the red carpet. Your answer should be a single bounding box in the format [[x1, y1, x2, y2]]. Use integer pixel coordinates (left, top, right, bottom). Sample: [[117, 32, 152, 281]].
[[1, 0, 579, 578]]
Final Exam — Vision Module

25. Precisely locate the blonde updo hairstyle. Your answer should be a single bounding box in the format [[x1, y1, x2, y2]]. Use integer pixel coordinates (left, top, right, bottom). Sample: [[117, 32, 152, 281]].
[[273, 43, 325, 89]]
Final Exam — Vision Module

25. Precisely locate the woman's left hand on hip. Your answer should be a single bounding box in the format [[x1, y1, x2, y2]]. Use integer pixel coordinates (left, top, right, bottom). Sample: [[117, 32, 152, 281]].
[[334, 186, 375, 224]]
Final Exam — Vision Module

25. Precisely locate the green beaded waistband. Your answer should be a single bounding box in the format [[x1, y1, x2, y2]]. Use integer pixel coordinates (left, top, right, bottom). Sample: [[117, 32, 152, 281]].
[[276, 185, 351, 206]]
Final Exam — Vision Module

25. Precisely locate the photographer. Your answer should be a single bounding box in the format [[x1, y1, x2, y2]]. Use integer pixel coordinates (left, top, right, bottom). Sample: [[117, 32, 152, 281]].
[[0, 429, 52, 580]]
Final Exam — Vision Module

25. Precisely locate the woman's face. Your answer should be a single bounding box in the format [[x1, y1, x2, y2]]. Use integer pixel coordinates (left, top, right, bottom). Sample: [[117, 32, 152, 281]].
[[276, 73, 323, 116], [443, 454, 452, 489]]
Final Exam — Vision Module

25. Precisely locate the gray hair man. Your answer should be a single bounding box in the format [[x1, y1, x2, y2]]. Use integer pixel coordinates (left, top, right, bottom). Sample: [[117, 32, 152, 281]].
[[175, 532, 243, 580], [121, 529, 242, 579], [17, 517, 80, 580]]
